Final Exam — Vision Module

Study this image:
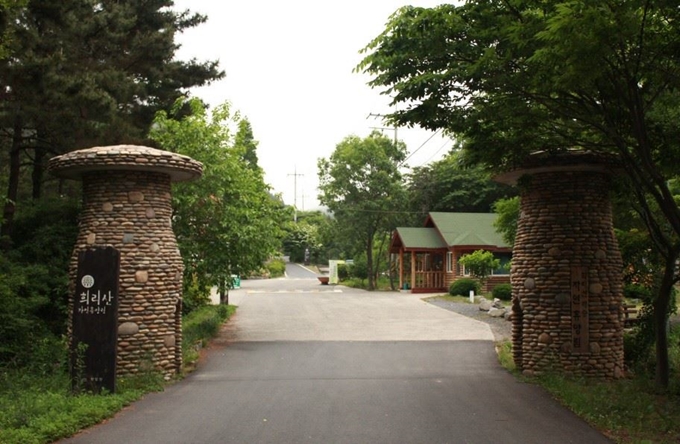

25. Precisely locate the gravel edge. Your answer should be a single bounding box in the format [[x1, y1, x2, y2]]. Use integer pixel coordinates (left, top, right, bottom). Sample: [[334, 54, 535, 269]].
[[425, 297, 512, 342]]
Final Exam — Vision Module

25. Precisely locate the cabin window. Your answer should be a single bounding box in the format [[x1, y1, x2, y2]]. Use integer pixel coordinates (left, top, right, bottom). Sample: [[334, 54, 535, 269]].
[[458, 252, 511, 276], [446, 252, 453, 273], [492, 253, 512, 275]]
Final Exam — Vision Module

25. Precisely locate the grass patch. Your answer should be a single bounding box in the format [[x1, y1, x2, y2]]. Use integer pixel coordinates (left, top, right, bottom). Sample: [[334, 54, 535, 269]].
[[182, 304, 237, 372], [496, 341, 680, 443], [0, 304, 236, 444], [496, 340, 516, 372], [339, 276, 395, 290], [537, 374, 680, 443], [0, 370, 160, 444]]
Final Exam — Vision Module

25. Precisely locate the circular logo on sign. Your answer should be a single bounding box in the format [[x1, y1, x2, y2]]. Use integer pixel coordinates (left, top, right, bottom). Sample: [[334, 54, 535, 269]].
[[81, 275, 95, 288]]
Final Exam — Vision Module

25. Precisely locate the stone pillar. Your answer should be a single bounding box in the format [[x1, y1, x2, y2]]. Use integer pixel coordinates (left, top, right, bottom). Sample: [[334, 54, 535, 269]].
[[48, 145, 202, 379], [496, 154, 624, 379]]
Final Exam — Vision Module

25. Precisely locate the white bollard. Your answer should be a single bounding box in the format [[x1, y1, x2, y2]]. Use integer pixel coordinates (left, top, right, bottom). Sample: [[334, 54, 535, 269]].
[[469, 290, 475, 303]]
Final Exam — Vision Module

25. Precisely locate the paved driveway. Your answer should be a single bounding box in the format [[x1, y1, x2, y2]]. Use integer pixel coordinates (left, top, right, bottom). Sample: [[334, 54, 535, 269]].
[[62, 277, 611, 444]]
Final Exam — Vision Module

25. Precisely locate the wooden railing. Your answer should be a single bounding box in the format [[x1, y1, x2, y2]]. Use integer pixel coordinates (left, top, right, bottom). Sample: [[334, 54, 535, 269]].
[[413, 271, 446, 289]]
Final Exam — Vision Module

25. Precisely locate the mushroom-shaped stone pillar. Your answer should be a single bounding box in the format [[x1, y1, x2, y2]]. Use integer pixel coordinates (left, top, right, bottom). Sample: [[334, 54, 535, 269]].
[[48, 145, 202, 379], [495, 152, 624, 379]]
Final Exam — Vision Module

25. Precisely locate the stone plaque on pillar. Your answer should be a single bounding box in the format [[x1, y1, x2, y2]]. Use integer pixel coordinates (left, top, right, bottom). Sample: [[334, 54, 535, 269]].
[[71, 247, 120, 393], [571, 266, 589, 353]]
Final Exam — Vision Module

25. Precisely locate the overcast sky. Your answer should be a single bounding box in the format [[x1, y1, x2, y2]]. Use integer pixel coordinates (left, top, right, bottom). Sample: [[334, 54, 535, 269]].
[[172, 0, 451, 210]]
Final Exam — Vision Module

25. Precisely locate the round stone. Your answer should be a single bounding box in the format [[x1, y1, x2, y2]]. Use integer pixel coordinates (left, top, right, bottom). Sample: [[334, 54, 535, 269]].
[[164, 334, 176, 347], [538, 333, 552, 344], [145, 208, 156, 218], [135, 270, 149, 283], [589, 283, 603, 294], [128, 191, 144, 203], [524, 278, 535, 290], [589, 342, 601, 354], [150, 243, 160, 252], [614, 366, 624, 379], [548, 247, 560, 256], [595, 249, 607, 259], [118, 322, 139, 336], [560, 342, 573, 353], [102, 202, 114, 212], [86, 233, 96, 244]]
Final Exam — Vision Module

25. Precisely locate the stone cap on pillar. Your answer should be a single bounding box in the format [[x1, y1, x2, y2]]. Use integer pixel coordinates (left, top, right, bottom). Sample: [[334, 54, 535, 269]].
[[494, 151, 620, 185], [47, 145, 203, 182]]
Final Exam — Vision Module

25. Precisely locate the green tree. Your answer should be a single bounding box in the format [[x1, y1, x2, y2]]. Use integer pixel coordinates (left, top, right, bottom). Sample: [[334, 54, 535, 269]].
[[0, 0, 26, 59], [0, 0, 223, 245], [151, 98, 280, 307], [493, 197, 520, 247], [407, 151, 516, 222], [233, 118, 260, 171], [459, 250, 500, 289], [359, 1, 680, 389], [318, 131, 407, 290]]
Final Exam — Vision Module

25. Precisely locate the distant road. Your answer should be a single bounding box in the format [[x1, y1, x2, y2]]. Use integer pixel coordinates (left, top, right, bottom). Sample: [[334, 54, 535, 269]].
[[285, 262, 318, 279]]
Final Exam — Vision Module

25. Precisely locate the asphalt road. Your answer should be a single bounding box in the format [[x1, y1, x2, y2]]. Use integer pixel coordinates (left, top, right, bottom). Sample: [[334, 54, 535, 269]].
[[62, 276, 611, 444]]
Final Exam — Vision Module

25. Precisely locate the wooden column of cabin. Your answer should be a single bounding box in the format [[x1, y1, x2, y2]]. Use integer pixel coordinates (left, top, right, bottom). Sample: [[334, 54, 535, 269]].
[[399, 248, 404, 290], [411, 251, 416, 291]]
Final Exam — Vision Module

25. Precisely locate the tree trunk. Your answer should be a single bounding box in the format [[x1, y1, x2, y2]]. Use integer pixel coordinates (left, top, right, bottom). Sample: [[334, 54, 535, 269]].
[[366, 235, 375, 291], [218, 276, 229, 305], [32, 145, 46, 200], [1, 115, 23, 249], [653, 252, 676, 391], [388, 253, 396, 291]]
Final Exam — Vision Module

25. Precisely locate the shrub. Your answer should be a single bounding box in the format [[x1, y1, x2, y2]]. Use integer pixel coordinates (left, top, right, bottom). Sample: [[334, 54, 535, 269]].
[[266, 258, 286, 278], [492, 283, 512, 301], [623, 283, 651, 302], [349, 257, 368, 281], [337, 263, 349, 281], [449, 278, 480, 296]]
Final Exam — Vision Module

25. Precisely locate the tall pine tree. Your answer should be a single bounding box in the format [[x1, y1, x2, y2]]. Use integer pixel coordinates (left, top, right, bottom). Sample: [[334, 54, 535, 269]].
[[0, 0, 224, 244]]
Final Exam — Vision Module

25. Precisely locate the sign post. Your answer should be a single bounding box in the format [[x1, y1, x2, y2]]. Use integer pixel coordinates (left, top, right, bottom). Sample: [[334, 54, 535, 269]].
[[71, 247, 120, 393]]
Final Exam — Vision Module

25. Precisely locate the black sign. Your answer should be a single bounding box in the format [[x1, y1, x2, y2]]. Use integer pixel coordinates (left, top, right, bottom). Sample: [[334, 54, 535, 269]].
[[71, 247, 120, 393]]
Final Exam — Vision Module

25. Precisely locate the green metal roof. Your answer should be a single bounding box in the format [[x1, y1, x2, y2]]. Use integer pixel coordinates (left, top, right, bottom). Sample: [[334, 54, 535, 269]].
[[427, 212, 508, 248], [395, 227, 447, 250]]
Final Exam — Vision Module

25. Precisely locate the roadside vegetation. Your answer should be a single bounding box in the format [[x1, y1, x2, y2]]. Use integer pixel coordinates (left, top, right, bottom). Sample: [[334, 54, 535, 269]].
[[0, 304, 235, 444], [495, 328, 680, 444]]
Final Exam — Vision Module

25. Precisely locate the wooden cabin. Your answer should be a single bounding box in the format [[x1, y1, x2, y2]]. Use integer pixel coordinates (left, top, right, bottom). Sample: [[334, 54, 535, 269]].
[[390, 212, 511, 293]]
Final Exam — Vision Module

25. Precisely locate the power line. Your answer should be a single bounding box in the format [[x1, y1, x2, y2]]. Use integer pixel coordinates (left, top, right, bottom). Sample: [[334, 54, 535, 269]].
[[400, 129, 441, 166], [419, 139, 451, 166]]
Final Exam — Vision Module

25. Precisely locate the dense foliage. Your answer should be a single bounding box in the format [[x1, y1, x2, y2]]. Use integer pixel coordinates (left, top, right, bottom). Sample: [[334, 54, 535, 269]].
[[359, 0, 680, 389], [407, 152, 516, 222], [151, 98, 283, 305], [318, 131, 408, 290], [0, 0, 223, 245], [0, 198, 78, 366]]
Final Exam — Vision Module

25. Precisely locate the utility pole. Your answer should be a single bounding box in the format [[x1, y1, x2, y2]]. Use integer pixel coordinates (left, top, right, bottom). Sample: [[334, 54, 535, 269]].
[[288, 166, 304, 222]]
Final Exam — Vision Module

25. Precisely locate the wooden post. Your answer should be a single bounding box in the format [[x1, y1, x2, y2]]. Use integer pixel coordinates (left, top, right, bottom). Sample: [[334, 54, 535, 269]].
[[411, 251, 416, 291], [399, 248, 404, 290]]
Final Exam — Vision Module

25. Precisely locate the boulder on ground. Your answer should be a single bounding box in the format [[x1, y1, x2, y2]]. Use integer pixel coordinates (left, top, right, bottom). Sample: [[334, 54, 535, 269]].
[[489, 307, 507, 317], [479, 299, 493, 311]]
